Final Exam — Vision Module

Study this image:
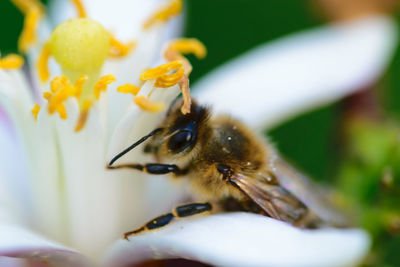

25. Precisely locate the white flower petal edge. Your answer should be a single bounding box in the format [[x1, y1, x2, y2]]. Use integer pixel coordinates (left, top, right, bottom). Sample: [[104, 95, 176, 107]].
[[0, 224, 91, 267], [104, 213, 370, 267], [193, 16, 397, 130]]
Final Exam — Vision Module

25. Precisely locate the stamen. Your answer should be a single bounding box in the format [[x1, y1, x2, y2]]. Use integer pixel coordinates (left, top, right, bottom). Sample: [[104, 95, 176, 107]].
[[74, 99, 93, 132], [31, 103, 41, 121], [11, 0, 44, 14], [37, 42, 51, 82], [117, 84, 140, 96], [73, 75, 88, 98], [143, 0, 182, 30], [140, 60, 183, 80], [162, 38, 206, 114], [94, 74, 116, 99], [12, 0, 44, 52], [168, 38, 207, 59], [134, 95, 165, 113], [18, 6, 42, 52], [70, 0, 87, 18], [179, 76, 191, 114], [46, 76, 76, 118], [154, 67, 184, 88], [0, 54, 24, 70], [109, 35, 137, 58]]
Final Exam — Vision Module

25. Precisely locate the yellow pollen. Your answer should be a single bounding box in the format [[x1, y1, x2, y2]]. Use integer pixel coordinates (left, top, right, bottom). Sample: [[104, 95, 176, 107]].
[[37, 42, 51, 82], [169, 38, 207, 59], [0, 54, 24, 70], [74, 75, 88, 98], [46, 76, 76, 117], [143, 0, 182, 30], [140, 60, 183, 80], [134, 95, 165, 113], [154, 67, 184, 88], [94, 74, 116, 100], [74, 99, 93, 132], [109, 35, 137, 58], [117, 84, 140, 96], [70, 0, 87, 18], [31, 104, 41, 121]]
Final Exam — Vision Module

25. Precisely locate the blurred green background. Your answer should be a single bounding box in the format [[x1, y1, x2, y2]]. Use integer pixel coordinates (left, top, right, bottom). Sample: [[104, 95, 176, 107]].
[[1, 0, 399, 265]]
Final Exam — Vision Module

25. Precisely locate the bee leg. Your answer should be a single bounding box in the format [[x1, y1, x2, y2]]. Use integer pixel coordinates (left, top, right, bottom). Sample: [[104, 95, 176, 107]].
[[123, 202, 212, 240], [107, 163, 186, 175]]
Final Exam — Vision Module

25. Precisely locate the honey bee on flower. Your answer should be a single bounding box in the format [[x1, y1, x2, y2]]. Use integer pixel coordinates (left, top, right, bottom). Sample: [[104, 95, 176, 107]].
[[0, 0, 397, 266]]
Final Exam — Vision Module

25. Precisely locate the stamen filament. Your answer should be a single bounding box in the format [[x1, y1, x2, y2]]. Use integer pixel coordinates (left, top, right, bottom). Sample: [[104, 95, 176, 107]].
[[74, 99, 93, 132], [37, 42, 51, 82], [143, 0, 182, 30], [0, 54, 24, 70], [69, 0, 87, 18], [74, 75, 88, 98]]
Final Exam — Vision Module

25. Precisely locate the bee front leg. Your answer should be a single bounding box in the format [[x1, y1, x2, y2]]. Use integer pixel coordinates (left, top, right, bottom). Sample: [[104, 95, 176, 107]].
[[123, 202, 212, 240], [107, 163, 186, 175]]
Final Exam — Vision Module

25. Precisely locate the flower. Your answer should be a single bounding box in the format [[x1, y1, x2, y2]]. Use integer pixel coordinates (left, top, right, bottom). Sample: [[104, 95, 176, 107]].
[[0, 0, 397, 266]]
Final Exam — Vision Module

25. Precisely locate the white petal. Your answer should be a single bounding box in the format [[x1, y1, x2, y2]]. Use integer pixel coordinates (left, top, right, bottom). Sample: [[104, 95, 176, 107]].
[[105, 213, 370, 267], [193, 16, 397, 130], [48, 0, 182, 40], [0, 224, 90, 267]]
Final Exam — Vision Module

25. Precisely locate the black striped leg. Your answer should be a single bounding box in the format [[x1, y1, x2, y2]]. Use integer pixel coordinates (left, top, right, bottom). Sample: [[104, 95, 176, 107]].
[[123, 202, 212, 240], [107, 163, 186, 175]]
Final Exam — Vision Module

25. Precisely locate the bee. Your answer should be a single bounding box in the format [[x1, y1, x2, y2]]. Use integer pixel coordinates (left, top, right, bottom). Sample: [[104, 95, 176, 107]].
[[108, 99, 347, 239]]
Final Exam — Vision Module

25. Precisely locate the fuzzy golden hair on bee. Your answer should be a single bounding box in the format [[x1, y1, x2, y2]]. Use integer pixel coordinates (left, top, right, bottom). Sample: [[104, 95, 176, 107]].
[[108, 98, 348, 238]]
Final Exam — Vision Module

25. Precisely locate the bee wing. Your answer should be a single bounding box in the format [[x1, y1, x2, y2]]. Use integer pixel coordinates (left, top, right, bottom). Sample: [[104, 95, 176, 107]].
[[229, 173, 308, 224], [270, 157, 348, 227]]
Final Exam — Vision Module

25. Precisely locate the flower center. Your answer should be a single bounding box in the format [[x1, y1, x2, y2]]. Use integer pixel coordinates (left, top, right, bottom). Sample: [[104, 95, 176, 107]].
[[49, 18, 110, 103]]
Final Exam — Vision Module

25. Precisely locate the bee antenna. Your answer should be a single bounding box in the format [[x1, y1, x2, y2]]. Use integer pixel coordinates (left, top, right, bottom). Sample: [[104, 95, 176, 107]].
[[108, 128, 163, 166]]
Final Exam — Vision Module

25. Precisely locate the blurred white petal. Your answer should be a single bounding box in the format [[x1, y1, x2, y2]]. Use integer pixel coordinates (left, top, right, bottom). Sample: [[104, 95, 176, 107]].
[[48, 0, 183, 40], [0, 224, 90, 267], [105, 213, 370, 267], [194, 16, 397, 130]]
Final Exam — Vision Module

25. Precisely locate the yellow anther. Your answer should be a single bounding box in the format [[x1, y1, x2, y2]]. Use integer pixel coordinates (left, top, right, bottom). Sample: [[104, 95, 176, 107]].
[[31, 103, 41, 121], [50, 75, 69, 93], [37, 42, 51, 82], [140, 60, 182, 80], [73, 75, 88, 98], [47, 76, 76, 115], [154, 67, 184, 88], [18, 6, 42, 52], [56, 104, 68, 119], [49, 18, 110, 73], [143, 0, 182, 30], [0, 54, 24, 70], [70, 0, 87, 18], [134, 95, 165, 113], [109, 35, 137, 58], [117, 84, 140, 96], [169, 38, 207, 59], [74, 99, 93, 132], [94, 74, 116, 99], [43, 92, 52, 101]]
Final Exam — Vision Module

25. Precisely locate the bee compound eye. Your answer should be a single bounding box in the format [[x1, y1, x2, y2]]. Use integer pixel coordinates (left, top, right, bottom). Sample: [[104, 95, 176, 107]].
[[168, 130, 193, 153]]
